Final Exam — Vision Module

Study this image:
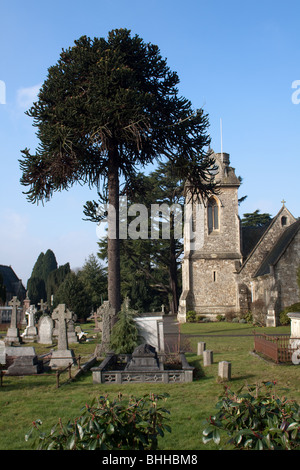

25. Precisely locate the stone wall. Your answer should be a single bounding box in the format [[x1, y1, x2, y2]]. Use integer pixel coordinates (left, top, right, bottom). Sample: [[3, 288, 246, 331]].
[[178, 153, 242, 319], [190, 257, 239, 315], [238, 206, 296, 286], [275, 229, 300, 309]]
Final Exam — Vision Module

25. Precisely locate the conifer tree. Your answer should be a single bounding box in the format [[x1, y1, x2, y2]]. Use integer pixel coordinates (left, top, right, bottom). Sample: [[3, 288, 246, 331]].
[[19, 28, 214, 321], [109, 302, 139, 354]]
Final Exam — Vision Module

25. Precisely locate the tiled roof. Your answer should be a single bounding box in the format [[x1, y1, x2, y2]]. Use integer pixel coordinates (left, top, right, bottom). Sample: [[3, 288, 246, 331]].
[[254, 219, 300, 277], [0, 265, 26, 300]]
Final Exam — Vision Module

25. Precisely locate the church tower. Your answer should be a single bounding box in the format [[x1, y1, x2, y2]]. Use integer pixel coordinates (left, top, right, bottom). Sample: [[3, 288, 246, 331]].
[[178, 152, 242, 322]]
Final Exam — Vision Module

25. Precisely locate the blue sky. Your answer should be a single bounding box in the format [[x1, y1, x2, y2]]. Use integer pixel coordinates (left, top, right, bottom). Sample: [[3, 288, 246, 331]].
[[0, 0, 299, 285]]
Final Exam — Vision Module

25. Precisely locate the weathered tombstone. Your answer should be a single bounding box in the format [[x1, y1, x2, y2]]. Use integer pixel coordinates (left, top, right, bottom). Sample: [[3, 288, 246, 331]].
[[93, 309, 103, 332], [0, 340, 6, 365], [218, 361, 231, 381], [125, 344, 160, 371], [96, 301, 116, 354], [21, 305, 38, 342], [266, 309, 277, 328], [197, 342, 206, 355], [49, 304, 76, 368], [5, 296, 21, 345], [5, 345, 43, 375], [38, 314, 53, 344], [38, 299, 48, 314], [67, 318, 78, 343], [21, 293, 31, 326], [203, 349, 213, 366]]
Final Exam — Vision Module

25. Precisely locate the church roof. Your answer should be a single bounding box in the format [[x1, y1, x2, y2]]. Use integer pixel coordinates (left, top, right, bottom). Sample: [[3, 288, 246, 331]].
[[238, 204, 297, 273], [254, 218, 300, 277], [241, 224, 270, 259], [0, 265, 26, 301]]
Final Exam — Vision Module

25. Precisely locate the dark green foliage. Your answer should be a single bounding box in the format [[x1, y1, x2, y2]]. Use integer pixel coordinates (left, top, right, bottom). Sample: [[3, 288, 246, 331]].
[[19, 29, 213, 204], [25, 393, 171, 450], [42, 249, 58, 281], [27, 277, 47, 306], [279, 302, 300, 325], [203, 382, 300, 450], [241, 209, 272, 227], [77, 254, 107, 310], [54, 271, 91, 321], [186, 310, 197, 322], [90, 161, 184, 313], [109, 303, 139, 354], [28, 250, 58, 304], [0, 273, 6, 305], [19, 28, 214, 315], [45, 262, 71, 306]]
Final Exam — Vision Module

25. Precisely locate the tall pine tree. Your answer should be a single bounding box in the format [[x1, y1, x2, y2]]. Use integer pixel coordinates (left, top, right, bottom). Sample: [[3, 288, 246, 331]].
[[19, 28, 215, 322]]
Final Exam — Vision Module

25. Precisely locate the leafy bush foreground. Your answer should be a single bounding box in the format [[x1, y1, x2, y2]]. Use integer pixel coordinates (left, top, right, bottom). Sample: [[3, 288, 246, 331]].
[[203, 382, 300, 450], [25, 393, 171, 450]]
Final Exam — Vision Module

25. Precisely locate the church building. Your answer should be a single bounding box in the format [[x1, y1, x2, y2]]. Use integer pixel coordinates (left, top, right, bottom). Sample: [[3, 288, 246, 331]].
[[178, 151, 300, 326]]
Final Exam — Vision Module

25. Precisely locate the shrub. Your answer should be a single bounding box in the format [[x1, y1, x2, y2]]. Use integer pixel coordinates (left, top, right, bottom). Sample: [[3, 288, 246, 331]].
[[109, 302, 139, 353], [202, 382, 300, 450], [224, 311, 236, 322], [186, 310, 197, 322], [216, 315, 224, 322], [279, 303, 300, 326], [25, 393, 171, 450]]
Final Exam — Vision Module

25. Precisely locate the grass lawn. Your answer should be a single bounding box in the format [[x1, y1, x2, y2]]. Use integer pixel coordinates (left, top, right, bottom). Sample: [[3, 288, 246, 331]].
[[0, 320, 299, 450]]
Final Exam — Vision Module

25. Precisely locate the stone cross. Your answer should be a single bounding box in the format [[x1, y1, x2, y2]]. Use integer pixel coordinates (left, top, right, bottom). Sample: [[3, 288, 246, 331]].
[[38, 299, 48, 313], [8, 296, 20, 329], [26, 305, 36, 328], [52, 304, 72, 350], [161, 304, 165, 314]]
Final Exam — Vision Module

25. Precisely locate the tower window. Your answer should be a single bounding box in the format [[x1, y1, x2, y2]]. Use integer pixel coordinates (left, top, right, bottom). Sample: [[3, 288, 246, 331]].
[[213, 271, 217, 282], [208, 197, 219, 233]]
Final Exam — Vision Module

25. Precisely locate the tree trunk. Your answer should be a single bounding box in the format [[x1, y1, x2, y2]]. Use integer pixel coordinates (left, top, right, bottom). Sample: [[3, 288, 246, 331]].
[[107, 148, 121, 324]]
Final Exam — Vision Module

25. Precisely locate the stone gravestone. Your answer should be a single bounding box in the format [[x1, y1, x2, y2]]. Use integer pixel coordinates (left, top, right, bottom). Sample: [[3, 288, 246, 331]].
[[67, 318, 78, 344], [21, 305, 38, 342], [203, 349, 213, 366], [218, 361, 231, 381], [38, 314, 54, 345], [125, 343, 160, 371], [197, 342, 206, 356], [0, 340, 6, 365], [5, 296, 21, 345], [21, 293, 31, 327], [5, 345, 43, 375], [95, 301, 116, 354], [49, 304, 76, 369]]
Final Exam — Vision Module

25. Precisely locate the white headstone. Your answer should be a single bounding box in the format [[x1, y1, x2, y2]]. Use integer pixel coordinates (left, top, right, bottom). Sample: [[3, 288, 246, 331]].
[[288, 312, 300, 349], [0, 340, 6, 365], [38, 315, 53, 344]]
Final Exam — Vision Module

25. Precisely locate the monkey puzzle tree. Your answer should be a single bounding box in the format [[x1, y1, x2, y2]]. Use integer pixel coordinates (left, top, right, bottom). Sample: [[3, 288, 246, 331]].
[[19, 28, 214, 319]]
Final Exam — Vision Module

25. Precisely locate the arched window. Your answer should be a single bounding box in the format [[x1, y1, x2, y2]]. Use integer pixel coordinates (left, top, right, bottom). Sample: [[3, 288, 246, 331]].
[[208, 197, 219, 233]]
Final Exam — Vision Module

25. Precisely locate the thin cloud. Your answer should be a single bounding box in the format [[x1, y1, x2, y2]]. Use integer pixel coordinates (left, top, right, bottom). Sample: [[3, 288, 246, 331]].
[[16, 83, 42, 109]]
